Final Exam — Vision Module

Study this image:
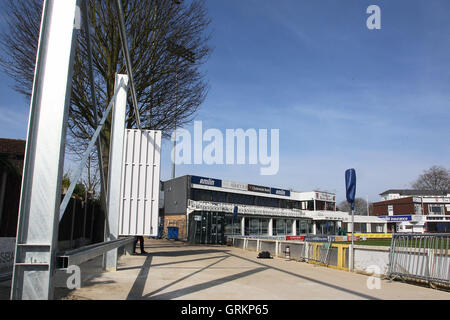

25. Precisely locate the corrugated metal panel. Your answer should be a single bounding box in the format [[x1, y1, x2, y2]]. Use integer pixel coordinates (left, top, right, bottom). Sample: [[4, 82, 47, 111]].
[[119, 129, 161, 236]]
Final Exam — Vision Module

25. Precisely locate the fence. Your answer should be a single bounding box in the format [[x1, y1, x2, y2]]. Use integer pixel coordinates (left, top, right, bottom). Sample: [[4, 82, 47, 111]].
[[58, 196, 105, 251], [388, 233, 450, 287], [230, 237, 349, 270], [230, 235, 450, 288]]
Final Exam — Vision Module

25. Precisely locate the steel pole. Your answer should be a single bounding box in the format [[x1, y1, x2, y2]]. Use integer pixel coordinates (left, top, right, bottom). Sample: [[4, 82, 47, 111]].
[[80, 0, 108, 221], [351, 208, 355, 272], [114, 0, 142, 129], [104, 74, 129, 271], [11, 0, 79, 300], [172, 69, 178, 180]]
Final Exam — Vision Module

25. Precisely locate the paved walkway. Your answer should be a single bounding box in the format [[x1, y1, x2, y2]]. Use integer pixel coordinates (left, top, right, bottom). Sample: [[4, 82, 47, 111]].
[[56, 239, 449, 300]]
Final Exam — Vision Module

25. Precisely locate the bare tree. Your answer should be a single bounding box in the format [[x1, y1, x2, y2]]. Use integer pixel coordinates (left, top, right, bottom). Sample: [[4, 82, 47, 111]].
[[411, 165, 450, 192], [0, 0, 212, 177], [338, 198, 370, 215]]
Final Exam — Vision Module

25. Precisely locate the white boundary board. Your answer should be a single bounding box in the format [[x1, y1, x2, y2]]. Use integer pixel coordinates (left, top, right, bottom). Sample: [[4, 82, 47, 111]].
[[119, 129, 162, 236]]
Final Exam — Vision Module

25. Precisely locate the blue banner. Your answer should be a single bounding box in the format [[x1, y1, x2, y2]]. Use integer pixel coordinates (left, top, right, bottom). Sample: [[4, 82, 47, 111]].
[[191, 176, 222, 188], [271, 188, 291, 197], [305, 235, 331, 242], [345, 169, 357, 210], [383, 216, 412, 222]]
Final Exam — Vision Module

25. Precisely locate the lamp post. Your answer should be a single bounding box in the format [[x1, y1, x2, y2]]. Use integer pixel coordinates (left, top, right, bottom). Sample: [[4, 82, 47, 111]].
[[167, 40, 195, 179]]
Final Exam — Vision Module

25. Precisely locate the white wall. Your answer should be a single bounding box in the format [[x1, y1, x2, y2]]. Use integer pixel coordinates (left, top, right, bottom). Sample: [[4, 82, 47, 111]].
[[354, 246, 390, 275]]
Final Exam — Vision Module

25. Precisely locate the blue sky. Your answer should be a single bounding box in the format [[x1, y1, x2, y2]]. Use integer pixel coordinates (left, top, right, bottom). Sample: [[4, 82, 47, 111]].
[[1, 0, 450, 204]]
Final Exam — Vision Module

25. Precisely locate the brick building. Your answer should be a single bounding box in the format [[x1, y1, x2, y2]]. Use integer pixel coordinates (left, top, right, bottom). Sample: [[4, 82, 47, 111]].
[[373, 190, 450, 233]]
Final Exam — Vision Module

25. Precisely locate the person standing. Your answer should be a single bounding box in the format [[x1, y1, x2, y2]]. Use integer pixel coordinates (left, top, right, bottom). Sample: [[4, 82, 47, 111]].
[[133, 236, 147, 255]]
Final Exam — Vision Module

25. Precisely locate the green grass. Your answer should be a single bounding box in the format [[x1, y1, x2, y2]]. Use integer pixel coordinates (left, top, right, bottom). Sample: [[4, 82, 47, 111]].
[[339, 239, 450, 248], [340, 239, 392, 247]]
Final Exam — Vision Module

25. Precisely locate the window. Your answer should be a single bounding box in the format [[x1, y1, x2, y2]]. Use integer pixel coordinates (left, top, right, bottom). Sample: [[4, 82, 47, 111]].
[[192, 189, 212, 201], [249, 218, 260, 235], [224, 214, 241, 235], [212, 191, 227, 203], [229, 193, 255, 206], [297, 219, 312, 234], [372, 223, 384, 233], [388, 205, 394, 216], [286, 220, 293, 235], [288, 201, 301, 209], [256, 196, 279, 208], [429, 204, 444, 215], [276, 219, 286, 235], [261, 219, 269, 235], [244, 218, 250, 235]]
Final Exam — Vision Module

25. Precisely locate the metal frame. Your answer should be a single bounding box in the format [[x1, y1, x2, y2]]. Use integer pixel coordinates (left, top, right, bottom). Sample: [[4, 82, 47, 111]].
[[59, 77, 127, 222], [80, 0, 108, 216], [57, 237, 135, 269], [11, 0, 156, 300], [105, 74, 129, 271], [114, 0, 141, 130], [11, 0, 80, 300], [388, 233, 449, 286]]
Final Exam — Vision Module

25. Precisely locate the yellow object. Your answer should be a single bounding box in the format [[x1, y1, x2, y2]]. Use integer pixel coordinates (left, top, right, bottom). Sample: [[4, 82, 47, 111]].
[[307, 243, 349, 271], [348, 233, 392, 239]]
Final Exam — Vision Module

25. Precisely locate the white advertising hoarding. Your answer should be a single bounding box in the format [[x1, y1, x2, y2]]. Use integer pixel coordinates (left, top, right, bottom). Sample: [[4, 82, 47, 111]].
[[222, 180, 248, 191], [119, 129, 162, 236], [315, 192, 336, 202]]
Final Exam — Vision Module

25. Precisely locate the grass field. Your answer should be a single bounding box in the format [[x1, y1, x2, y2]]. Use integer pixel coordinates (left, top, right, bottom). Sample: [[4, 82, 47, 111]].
[[341, 239, 392, 247], [340, 238, 449, 248]]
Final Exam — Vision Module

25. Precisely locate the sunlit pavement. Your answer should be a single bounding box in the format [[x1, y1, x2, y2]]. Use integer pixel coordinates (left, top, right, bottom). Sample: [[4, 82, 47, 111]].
[[51, 239, 450, 300]]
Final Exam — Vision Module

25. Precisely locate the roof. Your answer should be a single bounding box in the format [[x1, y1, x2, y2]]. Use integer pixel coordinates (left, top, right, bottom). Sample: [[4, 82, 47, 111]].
[[379, 189, 449, 196]]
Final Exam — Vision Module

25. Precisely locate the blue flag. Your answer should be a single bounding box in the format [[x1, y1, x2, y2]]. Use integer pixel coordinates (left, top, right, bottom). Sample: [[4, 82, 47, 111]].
[[233, 206, 238, 220], [345, 169, 357, 210]]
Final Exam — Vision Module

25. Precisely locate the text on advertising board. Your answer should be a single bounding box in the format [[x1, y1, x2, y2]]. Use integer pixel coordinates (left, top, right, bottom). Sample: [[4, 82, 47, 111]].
[[271, 188, 291, 197], [191, 176, 222, 188], [248, 184, 271, 194], [382, 215, 412, 222]]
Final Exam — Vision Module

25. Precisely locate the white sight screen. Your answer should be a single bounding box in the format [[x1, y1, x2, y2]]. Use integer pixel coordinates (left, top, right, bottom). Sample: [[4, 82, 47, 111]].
[[119, 129, 162, 236]]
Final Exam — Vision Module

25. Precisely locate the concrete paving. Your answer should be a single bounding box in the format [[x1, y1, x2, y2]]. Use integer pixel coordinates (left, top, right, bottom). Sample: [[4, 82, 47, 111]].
[[51, 239, 449, 300]]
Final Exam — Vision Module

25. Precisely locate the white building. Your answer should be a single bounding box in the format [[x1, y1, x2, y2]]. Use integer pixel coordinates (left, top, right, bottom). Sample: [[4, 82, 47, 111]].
[[163, 175, 388, 244]]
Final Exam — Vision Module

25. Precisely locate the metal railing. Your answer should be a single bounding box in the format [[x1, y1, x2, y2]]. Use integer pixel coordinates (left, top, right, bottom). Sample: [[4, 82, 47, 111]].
[[229, 236, 349, 270], [57, 237, 135, 269], [388, 233, 450, 286]]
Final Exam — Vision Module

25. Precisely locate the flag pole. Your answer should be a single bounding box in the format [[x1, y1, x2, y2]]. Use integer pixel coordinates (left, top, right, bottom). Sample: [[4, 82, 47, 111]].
[[351, 207, 354, 272]]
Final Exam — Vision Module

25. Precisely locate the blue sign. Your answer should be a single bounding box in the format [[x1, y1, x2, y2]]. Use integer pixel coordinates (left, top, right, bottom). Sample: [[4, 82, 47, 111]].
[[233, 206, 238, 220], [271, 188, 291, 197], [191, 176, 222, 188], [305, 235, 331, 242], [383, 216, 412, 222], [345, 169, 357, 210]]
